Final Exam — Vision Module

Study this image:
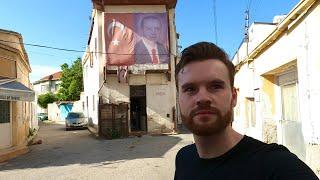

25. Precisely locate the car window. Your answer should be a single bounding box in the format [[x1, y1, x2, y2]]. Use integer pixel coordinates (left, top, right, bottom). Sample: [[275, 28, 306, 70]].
[[67, 113, 80, 118]]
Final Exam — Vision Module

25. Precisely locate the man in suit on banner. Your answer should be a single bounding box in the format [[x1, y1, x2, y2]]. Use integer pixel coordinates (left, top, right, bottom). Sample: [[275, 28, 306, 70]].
[[135, 15, 169, 64]]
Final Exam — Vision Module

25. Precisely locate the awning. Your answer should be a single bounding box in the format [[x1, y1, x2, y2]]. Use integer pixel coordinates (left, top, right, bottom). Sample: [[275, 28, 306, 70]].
[[0, 79, 35, 102]]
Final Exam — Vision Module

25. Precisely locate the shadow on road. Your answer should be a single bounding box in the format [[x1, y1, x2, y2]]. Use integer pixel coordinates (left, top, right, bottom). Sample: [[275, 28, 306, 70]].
[[0, 121, 190, 171]]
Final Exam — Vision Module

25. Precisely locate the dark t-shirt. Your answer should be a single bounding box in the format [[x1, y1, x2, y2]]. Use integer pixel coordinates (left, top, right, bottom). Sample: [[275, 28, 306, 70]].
[[174, 135, 318, 180]]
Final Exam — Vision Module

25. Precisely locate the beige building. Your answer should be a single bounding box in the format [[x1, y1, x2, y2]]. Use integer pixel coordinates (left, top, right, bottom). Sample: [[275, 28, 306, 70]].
[[232, 0, 320, 175], [0, 29, 36, 162], [83, 0, 179, 138]]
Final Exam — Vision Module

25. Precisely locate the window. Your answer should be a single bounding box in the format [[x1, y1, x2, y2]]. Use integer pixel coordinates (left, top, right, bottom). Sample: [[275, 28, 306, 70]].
[[86, 65, 88, 79], [94, 38, 97, 58], [90, 52, 93, 68], [41, 85, 49, 93], [0, 101, 10, 123], [55, 84, 60, 91], [86, 96, 88, 111], [103, 66, 106, 82], [92, 95, 95, 111]]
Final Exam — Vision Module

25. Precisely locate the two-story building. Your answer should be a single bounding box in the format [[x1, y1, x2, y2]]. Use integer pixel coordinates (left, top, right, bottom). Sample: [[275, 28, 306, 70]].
[[33, 71, 62, 114], [0, 29, 36, 162], [83, 0, 179, 138]]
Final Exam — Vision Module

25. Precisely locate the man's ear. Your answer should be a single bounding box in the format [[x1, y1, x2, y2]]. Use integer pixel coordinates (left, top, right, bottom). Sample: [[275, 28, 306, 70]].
[[231, 87, 237, 108]]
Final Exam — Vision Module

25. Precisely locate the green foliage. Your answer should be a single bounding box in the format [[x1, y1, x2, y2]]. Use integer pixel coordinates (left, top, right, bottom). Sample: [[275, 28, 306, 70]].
[[37, 92, 57, 109], [107, 128, 121, 139], [57, 58, 83, 101]]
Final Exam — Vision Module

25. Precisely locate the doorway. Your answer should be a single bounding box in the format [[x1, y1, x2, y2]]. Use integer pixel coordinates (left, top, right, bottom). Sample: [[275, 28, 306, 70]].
[[0, 100, 11, 148], [281, 82, 305, 161], [130, 85, 147, 132]]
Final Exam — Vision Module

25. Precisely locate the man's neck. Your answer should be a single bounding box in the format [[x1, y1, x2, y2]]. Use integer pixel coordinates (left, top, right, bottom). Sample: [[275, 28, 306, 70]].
[[194, 126, 243, 159]]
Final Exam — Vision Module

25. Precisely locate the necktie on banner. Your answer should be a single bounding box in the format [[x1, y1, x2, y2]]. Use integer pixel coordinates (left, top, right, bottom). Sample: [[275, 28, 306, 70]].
[[151, 48, 159, 64]]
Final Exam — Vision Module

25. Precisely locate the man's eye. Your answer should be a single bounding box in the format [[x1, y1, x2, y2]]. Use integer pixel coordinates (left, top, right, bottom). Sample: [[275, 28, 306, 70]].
[[183, 87, 195, 93], [209, 84, 223, 90]]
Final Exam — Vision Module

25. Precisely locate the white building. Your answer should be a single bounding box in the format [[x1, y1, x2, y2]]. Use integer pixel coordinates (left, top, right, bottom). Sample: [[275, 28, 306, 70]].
[[83, 0, 179, 138], [232, 0, 320, 175]]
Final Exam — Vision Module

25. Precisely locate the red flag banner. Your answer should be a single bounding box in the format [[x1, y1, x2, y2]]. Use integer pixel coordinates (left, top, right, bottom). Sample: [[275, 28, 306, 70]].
[[105, 13, 135, 65]]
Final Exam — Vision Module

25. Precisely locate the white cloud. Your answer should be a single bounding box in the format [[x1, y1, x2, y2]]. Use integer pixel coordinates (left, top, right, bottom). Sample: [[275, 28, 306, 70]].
[[30, 65, 61, 83]]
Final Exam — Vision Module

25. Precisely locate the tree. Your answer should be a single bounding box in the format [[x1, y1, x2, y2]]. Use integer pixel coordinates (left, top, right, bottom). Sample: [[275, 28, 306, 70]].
[[57, 58, 83, 101], [37, 93, 57, 109]]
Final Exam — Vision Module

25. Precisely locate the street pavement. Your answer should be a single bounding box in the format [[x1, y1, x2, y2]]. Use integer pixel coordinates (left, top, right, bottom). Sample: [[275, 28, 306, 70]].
[[0, 122, 193, 180]]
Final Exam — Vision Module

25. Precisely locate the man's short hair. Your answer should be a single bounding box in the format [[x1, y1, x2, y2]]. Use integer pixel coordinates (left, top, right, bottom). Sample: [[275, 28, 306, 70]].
[[175, 42, 235, 89], [140, 16, 162, 29]]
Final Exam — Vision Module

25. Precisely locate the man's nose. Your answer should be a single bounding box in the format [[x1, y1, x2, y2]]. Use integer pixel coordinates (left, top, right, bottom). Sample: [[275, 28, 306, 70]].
[[195, 87, 211, 106]]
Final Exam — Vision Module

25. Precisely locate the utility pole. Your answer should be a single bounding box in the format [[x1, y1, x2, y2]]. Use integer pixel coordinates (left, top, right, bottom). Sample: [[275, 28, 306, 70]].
[[244, 10, 250, 56]]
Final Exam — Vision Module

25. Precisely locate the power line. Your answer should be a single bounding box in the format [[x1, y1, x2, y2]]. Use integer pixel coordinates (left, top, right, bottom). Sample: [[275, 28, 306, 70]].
[[213, 0, 218, 45], [0, 39, 174, 56]]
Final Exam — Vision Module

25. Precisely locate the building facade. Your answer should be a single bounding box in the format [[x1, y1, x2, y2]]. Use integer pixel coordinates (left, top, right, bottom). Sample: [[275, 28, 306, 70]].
[[0, 29, 36, 162], [33, 71, 62, 114], [232, 0, 320, 175], [83, 0, 178, 138]]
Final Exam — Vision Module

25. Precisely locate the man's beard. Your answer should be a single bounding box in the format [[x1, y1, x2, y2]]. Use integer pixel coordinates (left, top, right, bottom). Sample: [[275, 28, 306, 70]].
[[181, 105, 233, 136]]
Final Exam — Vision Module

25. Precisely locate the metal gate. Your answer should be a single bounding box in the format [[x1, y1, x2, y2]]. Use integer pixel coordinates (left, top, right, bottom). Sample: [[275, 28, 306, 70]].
[[99, 103, 129, 139]]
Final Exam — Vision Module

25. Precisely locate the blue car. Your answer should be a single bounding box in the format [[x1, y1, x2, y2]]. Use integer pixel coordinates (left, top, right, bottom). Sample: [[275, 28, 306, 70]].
[[65, 112, 88, 131]]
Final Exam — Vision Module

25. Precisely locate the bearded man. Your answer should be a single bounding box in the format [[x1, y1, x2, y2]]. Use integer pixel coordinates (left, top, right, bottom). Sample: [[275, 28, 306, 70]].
[[174, 42, 317, 180]]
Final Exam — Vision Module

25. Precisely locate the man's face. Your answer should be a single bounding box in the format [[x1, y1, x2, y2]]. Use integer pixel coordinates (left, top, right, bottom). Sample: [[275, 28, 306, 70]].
[[178, 60, 237, 136], [142, 18, 161, 42]]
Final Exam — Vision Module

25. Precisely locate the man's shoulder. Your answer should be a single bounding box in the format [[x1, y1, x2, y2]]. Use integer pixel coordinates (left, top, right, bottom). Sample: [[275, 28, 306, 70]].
[[176, 144, 197, 160], [244, 137, 318, 179], [243, 136, 293, 160]]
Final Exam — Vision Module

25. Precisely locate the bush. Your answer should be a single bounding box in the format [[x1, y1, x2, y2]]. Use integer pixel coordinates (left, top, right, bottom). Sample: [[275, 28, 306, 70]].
[[37, 93, 57, 109]]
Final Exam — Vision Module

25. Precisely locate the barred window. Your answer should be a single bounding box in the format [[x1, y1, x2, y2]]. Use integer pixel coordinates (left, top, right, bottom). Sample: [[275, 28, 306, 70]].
[[0, 101, 10, 123]]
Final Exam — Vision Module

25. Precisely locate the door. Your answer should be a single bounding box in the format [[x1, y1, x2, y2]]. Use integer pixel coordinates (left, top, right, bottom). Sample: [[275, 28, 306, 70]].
[[130, 85, 147, 132], [0, 100, 11, 148], [281, 83, 305, 161]]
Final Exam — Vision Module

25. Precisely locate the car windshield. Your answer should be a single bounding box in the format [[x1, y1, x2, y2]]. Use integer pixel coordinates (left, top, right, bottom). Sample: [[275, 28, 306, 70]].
[[67, 112, 84, 118]]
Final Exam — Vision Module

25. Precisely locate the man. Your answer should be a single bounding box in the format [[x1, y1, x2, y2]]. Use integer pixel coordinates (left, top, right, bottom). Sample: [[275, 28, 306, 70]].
[[134, 15, 169, 64], [174, 42, 318, 180]]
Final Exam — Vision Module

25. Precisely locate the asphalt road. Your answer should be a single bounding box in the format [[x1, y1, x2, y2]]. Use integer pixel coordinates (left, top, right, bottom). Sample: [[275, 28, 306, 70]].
[[0, 122, 193, 180]]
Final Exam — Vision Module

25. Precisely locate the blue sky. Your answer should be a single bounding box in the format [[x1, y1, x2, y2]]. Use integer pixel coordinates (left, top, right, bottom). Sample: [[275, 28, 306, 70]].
[[0, 0, 299, 82]]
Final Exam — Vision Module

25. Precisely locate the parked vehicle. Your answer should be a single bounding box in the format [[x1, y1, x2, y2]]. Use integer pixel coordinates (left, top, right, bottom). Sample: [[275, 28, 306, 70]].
[[65, 112, 88, 130], [37, 113, 48, 121]]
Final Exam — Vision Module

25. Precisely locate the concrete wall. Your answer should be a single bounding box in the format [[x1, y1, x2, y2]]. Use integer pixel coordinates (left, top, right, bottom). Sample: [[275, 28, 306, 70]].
[[47, 103, 61, 122], [105, 74, 175, 133]]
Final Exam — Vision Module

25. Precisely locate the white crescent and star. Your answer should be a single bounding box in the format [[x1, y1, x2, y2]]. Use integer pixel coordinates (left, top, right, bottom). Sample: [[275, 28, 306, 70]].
[[107, 19, 126, 46]]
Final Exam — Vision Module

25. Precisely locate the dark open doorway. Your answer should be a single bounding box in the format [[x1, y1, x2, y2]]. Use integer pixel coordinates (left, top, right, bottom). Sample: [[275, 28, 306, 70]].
[[130, 85, 147, 132]]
